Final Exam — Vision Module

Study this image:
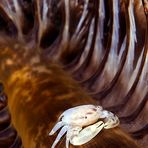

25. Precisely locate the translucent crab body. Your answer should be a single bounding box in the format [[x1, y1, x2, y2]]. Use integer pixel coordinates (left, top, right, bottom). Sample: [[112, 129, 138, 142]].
[[49, 104, 119, 148]]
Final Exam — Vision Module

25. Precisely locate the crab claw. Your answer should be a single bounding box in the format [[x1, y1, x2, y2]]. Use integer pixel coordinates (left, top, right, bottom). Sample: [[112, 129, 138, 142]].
[[70, 121, 105, 146], [104, 115, 120, 129]]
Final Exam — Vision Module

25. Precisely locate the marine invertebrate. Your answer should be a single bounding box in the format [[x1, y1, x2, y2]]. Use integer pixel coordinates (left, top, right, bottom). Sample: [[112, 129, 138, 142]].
[[49, 105, 119, 148]]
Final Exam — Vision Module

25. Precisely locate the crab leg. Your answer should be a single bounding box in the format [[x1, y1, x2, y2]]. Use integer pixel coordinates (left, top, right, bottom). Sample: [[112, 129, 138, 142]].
[[66, 136, 70, 148], [51, 126, 68, 148], [70, 121, 104, 146], [49, 121, 64, 135]]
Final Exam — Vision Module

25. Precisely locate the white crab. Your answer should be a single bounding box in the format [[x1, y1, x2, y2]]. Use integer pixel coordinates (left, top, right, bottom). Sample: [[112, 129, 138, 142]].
[[49, 104, 119, 148]]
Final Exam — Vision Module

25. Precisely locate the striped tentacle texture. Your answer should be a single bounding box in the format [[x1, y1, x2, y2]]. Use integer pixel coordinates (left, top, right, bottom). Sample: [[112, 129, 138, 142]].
[[0, 83, 22, 147]]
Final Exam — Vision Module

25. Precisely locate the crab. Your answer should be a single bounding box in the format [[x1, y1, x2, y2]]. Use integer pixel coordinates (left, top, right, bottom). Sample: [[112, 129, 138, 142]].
[[49, 104, 119, 148]]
